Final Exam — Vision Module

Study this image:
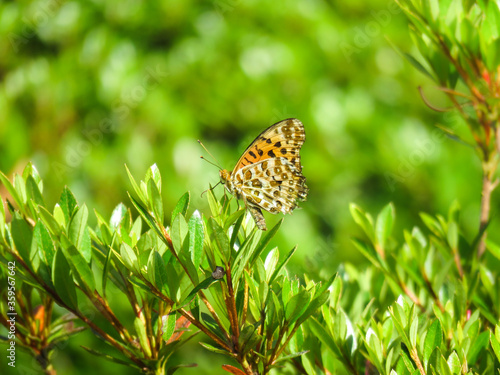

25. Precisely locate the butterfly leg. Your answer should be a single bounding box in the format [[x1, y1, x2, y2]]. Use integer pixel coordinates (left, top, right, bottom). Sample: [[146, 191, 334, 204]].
[[247, 205, 267, 231]]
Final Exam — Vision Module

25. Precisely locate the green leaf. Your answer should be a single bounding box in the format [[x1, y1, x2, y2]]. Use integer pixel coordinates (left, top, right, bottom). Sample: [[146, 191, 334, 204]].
[[61, 240, 96, 293], [166, 364, 198, 375], [285, 290, 311, 324], [406, 48, 437, 79], [53, 204, 66, 228], [33, 221, 56, 267], [238, 324, 262, 355], [128, 194, 165, 242], [206, 188, 222, 220], [175, 276, 219, 311], [172, 192, 190, 223], [330, 274, 342, 309], [81, 346, 141, 370], [171, 213, 189, 254], [231, 230, 259, 284], [110, 203, 127, 228], [389, 304, 411, 348], [69, 204, 91, 263], [337, 307, 357, 354], [366, 328, 383, 369], [152, 250, 169, 293], [148, 178, 164, 224], [467, 330, 489, 363], [0, 171, 23, 210], [447, 351, 461, 375], [52, 248, 78, 309], [26, 175, 45, 206], [11, 213, 32, 265], [13, 174, 27, 206], [376, 203, 395, 249], [37, 205, 62, 235], [145, 163, 162, 192], [59, 186, 77, 223], [486, 239, 500, 260], [490, 330, 500, 363], [249, 219, 281, 267], [121, 243, 139, 272], [162, 313, 177, 343], [351, 238, 380, 266], [188, 210, 204, 269], [484, 38, 500, 72], [125, 164, 145, 202], [420, 213, 444, 237], [424, 320, 443, 367], [275, 350, 309, 362], [225, 208, 245, 232], [268, 246, 296, 285], [308, 317, 342, 358], [134, 315, 152, 357], [409, 314, 418, 349], [350, 203, 375, 243], [400, 344, 416, 372], [209, 218, 230, 263], [264, 247, 279, 283], [428, 347, 448, 375], [0, 198, 5, 240], [447, 221, 458, 250], [101, 240, 114, 298], [229, 209, 245, 248], [199, 342, 228, 355], [482, 1, 500, 42], [22, 162, 42, 186]]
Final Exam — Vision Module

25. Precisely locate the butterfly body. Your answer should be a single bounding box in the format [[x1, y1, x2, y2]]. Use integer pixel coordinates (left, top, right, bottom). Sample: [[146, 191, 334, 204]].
[[219, 118, 308, 230]]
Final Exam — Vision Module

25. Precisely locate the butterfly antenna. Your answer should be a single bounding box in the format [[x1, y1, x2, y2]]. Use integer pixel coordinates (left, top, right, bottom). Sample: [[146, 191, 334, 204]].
[[198, 140, 222, 170], [200, 156, 222, 170], [201, 181, 221, 197]]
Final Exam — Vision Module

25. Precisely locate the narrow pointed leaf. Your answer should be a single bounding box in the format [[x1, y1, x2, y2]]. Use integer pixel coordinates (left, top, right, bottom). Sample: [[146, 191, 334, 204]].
[[33, 221, 56, 267], [424, 320, 443, 367], [172, 192, 190, 223], [153, 250, 169, 292], [59, 187, 77, 223], [188, 211, 204, 269], [376, 203, 395, 249], [69, 204, 91, 263], [26, 175, 45, 206], [11, 213, 32, 265], [148, 178, 164, 224], [52, 248, 78, 309], [61, 241, 96, 293], [249, 219, 281, 267]]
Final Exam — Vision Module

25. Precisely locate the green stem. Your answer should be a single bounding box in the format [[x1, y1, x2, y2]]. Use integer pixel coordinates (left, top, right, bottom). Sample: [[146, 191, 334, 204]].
[[478, 159, 498, 258]]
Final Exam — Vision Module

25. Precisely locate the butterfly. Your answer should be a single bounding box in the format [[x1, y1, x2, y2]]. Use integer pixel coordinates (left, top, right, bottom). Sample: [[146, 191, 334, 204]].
[[219, 118, 308, 231]]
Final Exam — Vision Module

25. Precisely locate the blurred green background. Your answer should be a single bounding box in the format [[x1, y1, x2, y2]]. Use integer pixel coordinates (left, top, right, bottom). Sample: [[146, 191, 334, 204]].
[[0, 0, 494, 373]]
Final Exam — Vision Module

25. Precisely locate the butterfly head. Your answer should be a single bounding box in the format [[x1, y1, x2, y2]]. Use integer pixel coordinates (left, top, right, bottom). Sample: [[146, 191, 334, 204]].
[[219, 169, 230, 184], [219, 169, 237, 195]]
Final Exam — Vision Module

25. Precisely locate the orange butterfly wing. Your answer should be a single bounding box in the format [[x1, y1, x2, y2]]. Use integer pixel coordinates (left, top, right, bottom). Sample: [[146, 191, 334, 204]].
[[219, 118, 308, 231], [232, 118, 305, 173]]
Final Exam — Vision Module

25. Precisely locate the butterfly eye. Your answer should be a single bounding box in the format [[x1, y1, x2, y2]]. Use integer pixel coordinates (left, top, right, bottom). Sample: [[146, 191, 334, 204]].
[[219, 170, 229, 183]]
